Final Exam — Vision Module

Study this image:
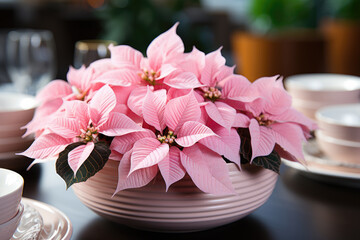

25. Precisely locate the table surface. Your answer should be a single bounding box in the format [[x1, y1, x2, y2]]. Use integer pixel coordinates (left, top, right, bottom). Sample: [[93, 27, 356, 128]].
[[21, 162, 360, 240]]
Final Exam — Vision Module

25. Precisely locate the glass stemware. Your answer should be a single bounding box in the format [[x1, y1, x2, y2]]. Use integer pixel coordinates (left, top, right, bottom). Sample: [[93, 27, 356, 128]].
[[6, 29, 56, 95], [73, 39, 116, 68]]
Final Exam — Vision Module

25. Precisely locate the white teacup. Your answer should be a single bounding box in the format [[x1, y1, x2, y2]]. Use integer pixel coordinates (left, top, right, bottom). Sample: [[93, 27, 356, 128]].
[[0, 168, 24, 225]]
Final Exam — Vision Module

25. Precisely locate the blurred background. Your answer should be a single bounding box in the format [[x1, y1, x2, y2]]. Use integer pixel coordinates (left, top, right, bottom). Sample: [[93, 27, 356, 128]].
[[0, 0, 359, 85]]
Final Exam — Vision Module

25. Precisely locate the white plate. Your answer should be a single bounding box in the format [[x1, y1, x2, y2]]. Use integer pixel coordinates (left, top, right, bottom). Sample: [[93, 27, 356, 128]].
[[11, 198, 72, 240], [283, 140, 360, 188]]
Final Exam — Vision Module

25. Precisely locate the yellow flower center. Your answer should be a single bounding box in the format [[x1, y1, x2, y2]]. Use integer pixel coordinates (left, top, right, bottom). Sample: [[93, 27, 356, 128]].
[[79, 125, 99, 143], [157, 130, 177, 145], [202, 87, 222, 102], [256, 114, 274, 126], [139, 68, 160, 86]]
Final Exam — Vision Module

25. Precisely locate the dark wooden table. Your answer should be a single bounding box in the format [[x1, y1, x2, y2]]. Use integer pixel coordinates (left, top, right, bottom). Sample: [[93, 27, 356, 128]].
[[21, 162, 360, 240]]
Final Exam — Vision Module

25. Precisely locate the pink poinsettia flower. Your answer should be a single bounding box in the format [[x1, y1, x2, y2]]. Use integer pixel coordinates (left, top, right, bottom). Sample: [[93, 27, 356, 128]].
[[103, 23, 202, 89], [96, 23, 203, 117], [233, 76, 316, 163], [20, 85, 143, 175], [111, 88, 236, 195], [185, 48, 258, 131], [23, 61, 111, 137]]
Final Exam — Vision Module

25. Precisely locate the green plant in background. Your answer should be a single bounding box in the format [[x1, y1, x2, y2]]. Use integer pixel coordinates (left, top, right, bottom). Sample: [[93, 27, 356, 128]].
[[325, 0, 360, 20], [95, 0, 212, 53], [248, 0, 318, 33]]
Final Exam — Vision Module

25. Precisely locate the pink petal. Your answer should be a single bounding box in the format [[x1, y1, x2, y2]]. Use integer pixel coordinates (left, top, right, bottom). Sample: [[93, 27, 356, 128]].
[[180, 145, 235, 195], [158, 147, 185, 191], [127, 86, 148, 117], [176, 121, 217, 147], [142, 88, 166, 131], [269, 123, 306, 163], [221, 74, 252, 100], [274, 108, 317, 133], [178, 46, 205, 78], [205, 102, 236, 131], [129, 138, 169, 174], [100, 112, 144, 136], [68, 142, 94, 175], [36, 80, 72, 103], [110, 130, 155, 154], [94, 69, 138, 86], [60, 100, 90, 129], [232, 113, 250, 128], [249, 119, 276, 161], [115, 150, 158, 193], [19, 133, 72, 159], [158, 63, 177, 79], [164, 72, 203, 89], [109, 150, 123, 161], [89, 85, 116, 127], [67, 66, 94, 92], [274, 144, 299, 163], [200, 48, 226, 87], [199, 127, 241, 166], [109, 45, 143, 68], [165, 90, 201, 133], [23, 98, 64, 137], [48, 117, 80, 138], [146, 22, 184, 70]]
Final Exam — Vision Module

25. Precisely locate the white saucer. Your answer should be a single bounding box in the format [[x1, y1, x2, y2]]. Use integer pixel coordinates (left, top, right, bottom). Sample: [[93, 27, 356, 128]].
[[11, 198, 72, 240], [283, 140, 360, 188]]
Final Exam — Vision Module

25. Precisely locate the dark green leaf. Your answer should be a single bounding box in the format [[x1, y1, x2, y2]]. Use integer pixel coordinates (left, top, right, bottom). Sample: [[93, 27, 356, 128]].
[[56, 141, 111, 189], [251, 151, 281, 174]]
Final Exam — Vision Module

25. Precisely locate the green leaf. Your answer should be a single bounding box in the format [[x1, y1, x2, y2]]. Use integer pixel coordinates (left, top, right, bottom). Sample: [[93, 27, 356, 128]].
[[251, 150, 281, 174], [56, 141, 111, 189]]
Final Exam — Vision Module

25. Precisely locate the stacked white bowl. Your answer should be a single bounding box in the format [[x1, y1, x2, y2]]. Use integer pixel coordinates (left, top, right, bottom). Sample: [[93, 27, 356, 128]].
[[0, 168, 24, 239], [0, 93, 37, 171], [316, 104, 360, 167], [285, 74, 360, 120]]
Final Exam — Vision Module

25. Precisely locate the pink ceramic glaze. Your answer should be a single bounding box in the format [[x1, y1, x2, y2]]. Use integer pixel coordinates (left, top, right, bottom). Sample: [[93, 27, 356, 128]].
[[0, 123, 26, 139], [0, 203, 24, 240], [316, 130, 360, 165], [285, 73, 360, 103], [72, 160, 278, 233], [0, 135, 34, 153], [0, 169, 23, 225], [285, 74, 360, 119]]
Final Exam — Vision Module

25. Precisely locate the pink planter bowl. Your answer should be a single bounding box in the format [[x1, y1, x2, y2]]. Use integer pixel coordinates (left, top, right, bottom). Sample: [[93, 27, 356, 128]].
[[72, 160, 278, 233]]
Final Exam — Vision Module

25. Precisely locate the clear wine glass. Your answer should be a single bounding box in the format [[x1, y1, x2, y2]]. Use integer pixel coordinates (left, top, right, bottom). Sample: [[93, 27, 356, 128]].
[[73, 39, 116, 68], [6, 29, 56, 95]]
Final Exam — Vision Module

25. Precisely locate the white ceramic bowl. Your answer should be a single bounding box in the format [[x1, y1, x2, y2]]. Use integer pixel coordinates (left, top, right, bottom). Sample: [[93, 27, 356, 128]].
[[0, 203, 24, 240], [316, 103, 360, 142], [316, 130, 360, 165], [73, 160, 278, 233], [0, 168, 24, 225], [0, 92, 38, 125]]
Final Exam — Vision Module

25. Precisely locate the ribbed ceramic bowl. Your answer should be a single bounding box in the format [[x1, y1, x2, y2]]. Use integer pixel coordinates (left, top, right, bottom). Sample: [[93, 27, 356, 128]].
[[0, 168, 24, 225], [316, 130, 360, 165], [72, 160, 278, 233], [0, 93, 37, 126], [316, 104, 360, 142], [0, 203, 24, 240]]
